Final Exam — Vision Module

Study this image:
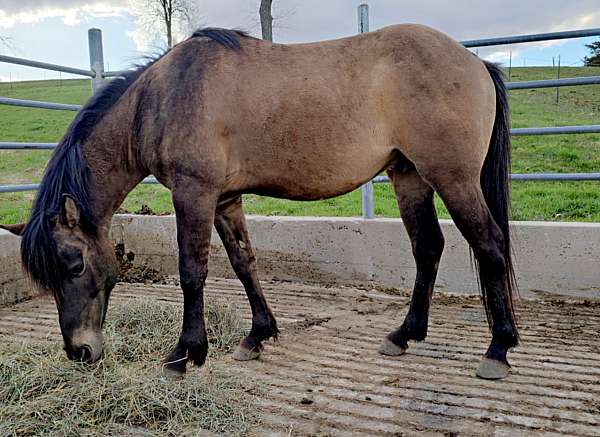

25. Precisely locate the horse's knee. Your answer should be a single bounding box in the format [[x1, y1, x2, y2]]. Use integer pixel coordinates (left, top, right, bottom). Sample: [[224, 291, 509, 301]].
[[179, 267, 208, 292], [231, 246, 257, 279], [413, 231, 444, 267]]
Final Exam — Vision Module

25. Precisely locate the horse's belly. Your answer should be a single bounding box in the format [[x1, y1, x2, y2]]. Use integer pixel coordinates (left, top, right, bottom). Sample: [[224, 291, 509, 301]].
[[234, 147, 392, 201], [256, 174, 369, 201]]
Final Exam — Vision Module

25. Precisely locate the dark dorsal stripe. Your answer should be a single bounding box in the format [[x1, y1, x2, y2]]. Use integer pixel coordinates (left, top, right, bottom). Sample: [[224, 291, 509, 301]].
[[20, 27, 248, 292]]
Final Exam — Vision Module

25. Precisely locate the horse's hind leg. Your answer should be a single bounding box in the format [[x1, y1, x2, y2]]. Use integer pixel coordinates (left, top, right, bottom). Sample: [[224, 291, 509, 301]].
[[435, 180, 518, 380], [215, 196, 279, 361], [379, 168, 445, 356]]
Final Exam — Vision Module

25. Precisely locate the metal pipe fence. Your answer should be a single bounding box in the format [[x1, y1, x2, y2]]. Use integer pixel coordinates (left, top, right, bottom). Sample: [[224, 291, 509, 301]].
[[506, 76, 600, 90], [0, 178, 160, 194], [461, 28, 600, 48], [1, 10, 600, 217], [512, 125, 600, 135], [0, 54, 95, 77], [0, 96, 81, 111], [0, 142, 56, 150], [358, 4, 375, 218]]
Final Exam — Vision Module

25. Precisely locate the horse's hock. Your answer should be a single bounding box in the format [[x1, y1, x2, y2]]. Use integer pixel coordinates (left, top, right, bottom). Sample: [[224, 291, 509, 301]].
[[1, 278, 599, 435]]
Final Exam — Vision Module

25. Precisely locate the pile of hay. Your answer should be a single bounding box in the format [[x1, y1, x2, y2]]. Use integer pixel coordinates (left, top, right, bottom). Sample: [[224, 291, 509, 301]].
[[0, 298, 259, 436]]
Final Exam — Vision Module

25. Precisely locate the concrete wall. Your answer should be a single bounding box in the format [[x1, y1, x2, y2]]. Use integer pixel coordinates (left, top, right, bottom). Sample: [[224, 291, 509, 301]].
[[0, 229, 35, 306], [2, 216, 599, 306], [110, 215, 600, 300]]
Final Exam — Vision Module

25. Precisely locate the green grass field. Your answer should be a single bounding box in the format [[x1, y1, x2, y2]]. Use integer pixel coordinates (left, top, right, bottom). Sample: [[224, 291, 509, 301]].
[[1, 66, 600, 224]]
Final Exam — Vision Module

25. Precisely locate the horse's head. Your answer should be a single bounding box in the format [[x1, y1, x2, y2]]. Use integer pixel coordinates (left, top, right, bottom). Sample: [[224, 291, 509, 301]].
[[2, 195, 118, 364]]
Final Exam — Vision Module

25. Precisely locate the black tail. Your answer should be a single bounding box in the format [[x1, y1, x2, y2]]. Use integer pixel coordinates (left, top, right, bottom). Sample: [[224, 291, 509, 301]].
[[480, 61, 518, 329]]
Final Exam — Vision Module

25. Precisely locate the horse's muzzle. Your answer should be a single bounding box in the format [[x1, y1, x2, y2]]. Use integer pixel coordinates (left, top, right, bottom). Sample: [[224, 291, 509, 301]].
[[65, 344, 101, 364]]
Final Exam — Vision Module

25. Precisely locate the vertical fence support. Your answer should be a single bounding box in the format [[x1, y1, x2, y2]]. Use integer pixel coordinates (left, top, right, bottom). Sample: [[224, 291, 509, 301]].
[[88, 28, 105, 94], [358, 4, 375, 219], [556, 55, 561, 105]]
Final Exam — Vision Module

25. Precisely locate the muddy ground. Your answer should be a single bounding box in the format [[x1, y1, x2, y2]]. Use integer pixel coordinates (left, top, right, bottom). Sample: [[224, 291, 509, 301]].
[[1, 278, 599, 436]]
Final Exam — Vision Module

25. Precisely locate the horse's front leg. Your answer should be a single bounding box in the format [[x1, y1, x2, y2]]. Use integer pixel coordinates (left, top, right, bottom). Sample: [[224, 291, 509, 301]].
[[163, 180, 219, 376], [214, 196, 279, 361]]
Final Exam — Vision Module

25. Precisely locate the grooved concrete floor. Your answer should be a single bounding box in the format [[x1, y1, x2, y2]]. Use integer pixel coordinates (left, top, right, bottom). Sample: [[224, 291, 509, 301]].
[[1, 279, 599, 436]]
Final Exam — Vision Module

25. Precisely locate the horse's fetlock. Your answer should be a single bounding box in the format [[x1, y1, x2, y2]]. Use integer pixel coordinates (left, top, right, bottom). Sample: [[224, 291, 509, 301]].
[[399, 314, 429, 341], [183, 337, 208, 365], [411, 328, 428, 342], [387, 330, 410, 350], [251, 316, 279, 342], [492, 322, 519, 349]]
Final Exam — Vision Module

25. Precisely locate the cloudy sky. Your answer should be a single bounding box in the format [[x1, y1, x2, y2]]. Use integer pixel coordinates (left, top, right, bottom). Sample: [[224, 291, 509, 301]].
[[1, 0, 600, 82]]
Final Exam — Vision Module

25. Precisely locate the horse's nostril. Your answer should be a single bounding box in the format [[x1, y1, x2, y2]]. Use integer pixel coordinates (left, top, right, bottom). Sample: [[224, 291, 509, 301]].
[[77, 345, 93, 363]]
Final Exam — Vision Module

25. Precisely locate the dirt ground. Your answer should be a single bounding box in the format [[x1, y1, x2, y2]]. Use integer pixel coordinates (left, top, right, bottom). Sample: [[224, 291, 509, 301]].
[[1, 278, 599, 436]]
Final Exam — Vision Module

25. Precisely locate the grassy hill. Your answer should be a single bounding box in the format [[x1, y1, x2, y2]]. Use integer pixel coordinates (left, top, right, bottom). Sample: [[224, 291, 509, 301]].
[[1, 67, 600, 224]]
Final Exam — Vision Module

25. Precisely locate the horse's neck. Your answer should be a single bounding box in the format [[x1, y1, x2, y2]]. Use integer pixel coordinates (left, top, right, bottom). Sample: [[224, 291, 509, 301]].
[[84, 134, 148, 229]]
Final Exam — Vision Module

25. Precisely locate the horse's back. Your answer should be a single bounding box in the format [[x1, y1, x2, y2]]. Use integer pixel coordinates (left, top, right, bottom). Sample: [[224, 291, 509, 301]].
[[140, 24, 496, 199]]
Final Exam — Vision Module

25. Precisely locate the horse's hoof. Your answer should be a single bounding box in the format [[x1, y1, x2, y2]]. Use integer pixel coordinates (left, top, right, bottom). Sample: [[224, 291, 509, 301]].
[[232, 344, 261, 361], [162, 365, 185, 379], [476, 358, 511, 380], [378, 338, 407, 356]]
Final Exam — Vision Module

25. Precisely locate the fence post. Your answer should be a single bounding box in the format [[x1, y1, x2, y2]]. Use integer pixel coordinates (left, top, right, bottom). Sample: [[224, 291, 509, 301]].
[[358, 4, 375, 219], [88, 28, 105, 94], [556, 55, 561, 105]]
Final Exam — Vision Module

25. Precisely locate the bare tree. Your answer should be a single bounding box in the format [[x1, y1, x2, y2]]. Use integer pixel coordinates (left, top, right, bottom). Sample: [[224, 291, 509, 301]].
[[129, 0, 201, 49], [0, 35, 13, 50], [260, 0, 273, 41]]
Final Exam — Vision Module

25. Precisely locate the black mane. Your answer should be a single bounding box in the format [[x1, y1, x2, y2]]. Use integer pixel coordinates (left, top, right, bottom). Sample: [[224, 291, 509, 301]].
[[191, 28, 249, 49], [21, 27, 247, 291]]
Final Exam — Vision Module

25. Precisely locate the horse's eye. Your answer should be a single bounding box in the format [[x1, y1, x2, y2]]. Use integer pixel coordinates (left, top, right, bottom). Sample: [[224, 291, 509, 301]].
[[69, 261, 86, 277]]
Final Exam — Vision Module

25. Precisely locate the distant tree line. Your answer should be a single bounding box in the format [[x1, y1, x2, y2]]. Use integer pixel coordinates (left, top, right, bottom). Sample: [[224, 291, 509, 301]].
[[584, 40, 600, 66]]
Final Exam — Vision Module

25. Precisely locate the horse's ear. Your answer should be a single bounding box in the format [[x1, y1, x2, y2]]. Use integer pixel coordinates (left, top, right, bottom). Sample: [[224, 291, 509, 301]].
[[60, 194, 80, 228], [0, 223, 26, 236]]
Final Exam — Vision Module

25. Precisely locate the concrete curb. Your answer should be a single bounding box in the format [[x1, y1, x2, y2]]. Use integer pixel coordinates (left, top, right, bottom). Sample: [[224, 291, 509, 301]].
[[2, 215, 599, 306], [109, 215, 600, 300], [0, 229, 34, 306]]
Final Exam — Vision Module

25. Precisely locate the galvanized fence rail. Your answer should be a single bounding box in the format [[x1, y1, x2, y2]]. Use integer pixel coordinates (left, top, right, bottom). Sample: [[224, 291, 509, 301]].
[[1, 7, 600, 217]]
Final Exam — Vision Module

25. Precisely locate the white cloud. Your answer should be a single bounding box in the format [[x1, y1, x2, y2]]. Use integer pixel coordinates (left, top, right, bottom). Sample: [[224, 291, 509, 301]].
[[126, 27, 164, 52], [0, 74, 19, 82], [1, 0, 600, 68], [0, 1, 127, 28]]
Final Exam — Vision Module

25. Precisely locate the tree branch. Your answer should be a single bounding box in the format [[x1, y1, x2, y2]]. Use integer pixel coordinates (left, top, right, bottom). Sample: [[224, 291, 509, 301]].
[[130, 0, 200, 49], [0, 35, 14, 52]]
